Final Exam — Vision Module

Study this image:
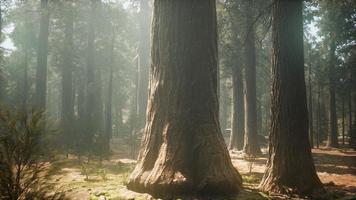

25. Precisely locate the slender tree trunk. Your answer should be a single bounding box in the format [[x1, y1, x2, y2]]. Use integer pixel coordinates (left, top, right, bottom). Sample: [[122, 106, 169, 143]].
[[243, 1, 261, 156], [259, 0, 323, 196], [22, 45, 29, 111], [327, 39, 339, 148], [137, 0, 150, 129], [61, 0, 74, 156], [342, 93, 345, 145], [309, 63, 314, 148], [0, 2, 3, 101], [229, 66, 245, 150], [219, 81, 228, 134], [104, 28, 116, 154], [35, 0, 50, 111], [85, 0, 98, 157], [317, 83, 321, 149], [128, 0, 242, 197], [349, 92, 352, 140], [352, 93, 356, 149]]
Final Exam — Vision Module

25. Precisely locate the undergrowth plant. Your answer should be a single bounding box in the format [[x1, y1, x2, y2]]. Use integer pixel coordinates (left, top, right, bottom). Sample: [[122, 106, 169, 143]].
[[0, 107, 64, 200]]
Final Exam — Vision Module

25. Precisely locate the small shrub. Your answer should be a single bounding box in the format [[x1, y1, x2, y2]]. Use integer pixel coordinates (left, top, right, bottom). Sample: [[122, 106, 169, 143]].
[[0, 107, 64, 200]]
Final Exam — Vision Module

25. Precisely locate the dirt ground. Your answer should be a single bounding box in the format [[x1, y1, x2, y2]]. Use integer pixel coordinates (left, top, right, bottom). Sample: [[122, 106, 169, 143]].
[[45, 147, 356, 200]]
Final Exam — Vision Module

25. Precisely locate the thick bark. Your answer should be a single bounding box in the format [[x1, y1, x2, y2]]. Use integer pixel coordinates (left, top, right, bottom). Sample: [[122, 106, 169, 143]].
[[259, 0, 323, 196], [229, 66, 245, 150], [35, 0, 50, 111], [127, 0, 242, 197], [137, 0, 151, 129], [243, 1, 261, 156], [327, 40, 339, 148], [61, 1, 74, 154]]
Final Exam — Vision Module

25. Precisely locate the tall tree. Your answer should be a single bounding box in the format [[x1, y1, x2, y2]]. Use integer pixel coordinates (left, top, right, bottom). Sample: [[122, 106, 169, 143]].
[[227, 0, 245, 151], [137, 0, 150, 128], [230, 65, 245, 150], [243, 0, 261, 155], [0, 0, 3, 101], [85, 0, 99, 156], [104, 27, 116, 154], [128, 0, 242, 197], [34, 0, 50, 111], [259, 0, 323, 196], [61, 0, 74, 155], [326, 38, 339, 147]]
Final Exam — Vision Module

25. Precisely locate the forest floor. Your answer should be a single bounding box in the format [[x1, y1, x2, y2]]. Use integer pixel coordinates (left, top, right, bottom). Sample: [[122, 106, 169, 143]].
[[45, 146, 356, 200]]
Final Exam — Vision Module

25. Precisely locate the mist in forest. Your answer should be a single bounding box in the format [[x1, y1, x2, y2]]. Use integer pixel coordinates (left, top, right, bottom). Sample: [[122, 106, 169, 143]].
[[0, 0, 355, 199]]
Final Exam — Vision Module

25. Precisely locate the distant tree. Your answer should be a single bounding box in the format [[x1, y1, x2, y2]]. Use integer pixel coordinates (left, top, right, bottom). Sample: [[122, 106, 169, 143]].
[[259, 0, 323, 196], [226, 1, 245, 151], [128, 0, 242, 197], [34, 0, 50, 111], [104, 27, 117, 155], [242, 0, 261, 156], [61, 0, 74, 156], [137, 0, 150, 129]]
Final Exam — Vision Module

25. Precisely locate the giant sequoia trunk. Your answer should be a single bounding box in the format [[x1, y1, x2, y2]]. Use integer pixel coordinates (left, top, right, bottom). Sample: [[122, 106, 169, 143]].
[[327, 40, 339, 148], [229, 66, 245, 150], [61, 1, 74, 153], [259, 0, 323, 196], [127, 0, 242, 197], [35, 0, 50, 111], [243, 1, 261, 156]]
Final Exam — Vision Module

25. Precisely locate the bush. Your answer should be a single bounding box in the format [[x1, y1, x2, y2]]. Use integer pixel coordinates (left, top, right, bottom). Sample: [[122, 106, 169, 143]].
[[0, 108, 64, 200]]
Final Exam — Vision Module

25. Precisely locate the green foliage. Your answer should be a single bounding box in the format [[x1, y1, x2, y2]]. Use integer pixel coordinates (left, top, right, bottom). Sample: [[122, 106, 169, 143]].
[[0, 107, 64, 199]]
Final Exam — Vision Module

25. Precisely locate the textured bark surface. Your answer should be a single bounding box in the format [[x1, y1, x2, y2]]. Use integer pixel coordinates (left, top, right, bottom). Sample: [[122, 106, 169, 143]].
[[327, 40, 339, 148], [243, 1, 261, 156], [259, 0, 324, 196], [229, 66, 245, 150], [35, 0, 49, 111], [127, 0, 242, 197]]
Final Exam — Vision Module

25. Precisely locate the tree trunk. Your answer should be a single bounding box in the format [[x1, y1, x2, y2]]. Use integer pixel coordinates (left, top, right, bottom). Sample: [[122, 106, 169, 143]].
[[308, 63, 314, 148], [316, 83, 321, 149], [243, 1, 261, 156], [127, 0, 242, 197], [229, 66, 245, 150], [137, 0, 151, 129], [349, 91, 352, 141], [219, 81, 229, 135], [104, 28, 116, 154], [35, 0, 50, 111], [0, 2, 3, 101], [61, 0, 74, 156], [85, 0, 98, 155], [22, 42, 29, 111], [259, 0, 323, 196], [342, 93, 345, 145], [327, 39, 339, 148]]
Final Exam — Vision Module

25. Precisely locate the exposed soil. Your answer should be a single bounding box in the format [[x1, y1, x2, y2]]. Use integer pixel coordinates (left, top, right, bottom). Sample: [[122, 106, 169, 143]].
[[44, 147, 356, 200]]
